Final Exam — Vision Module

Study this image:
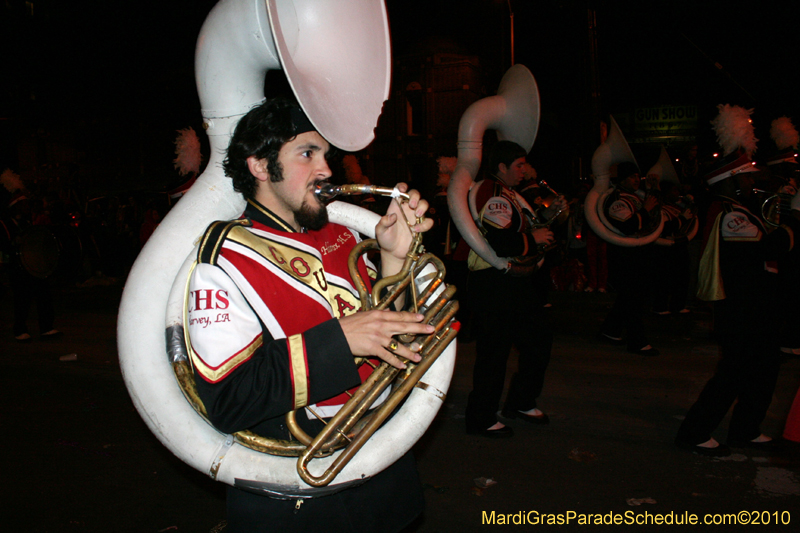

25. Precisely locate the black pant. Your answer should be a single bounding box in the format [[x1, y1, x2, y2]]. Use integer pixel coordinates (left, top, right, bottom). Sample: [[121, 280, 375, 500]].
[[652, 243, 690, 313], [601, 244, 652, 350], [226, 451, 423, 533], [465, 307, 552, 431], [675, 300, 780, 445], [10, 266, 55, 336]]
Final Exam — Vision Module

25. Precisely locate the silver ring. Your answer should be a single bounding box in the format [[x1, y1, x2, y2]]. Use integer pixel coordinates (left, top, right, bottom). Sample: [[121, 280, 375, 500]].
[[387, 340, 399, 352]]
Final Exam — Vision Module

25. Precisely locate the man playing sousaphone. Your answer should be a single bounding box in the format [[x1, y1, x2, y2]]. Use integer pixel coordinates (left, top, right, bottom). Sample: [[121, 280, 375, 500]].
[[597, 161, 661, 356], [185, 97, 432, 531], [464, 140, 564, 438]]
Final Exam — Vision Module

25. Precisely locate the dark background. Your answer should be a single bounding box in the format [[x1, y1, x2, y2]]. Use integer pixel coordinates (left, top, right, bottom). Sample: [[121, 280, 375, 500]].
[[2, 0, 799, 190]]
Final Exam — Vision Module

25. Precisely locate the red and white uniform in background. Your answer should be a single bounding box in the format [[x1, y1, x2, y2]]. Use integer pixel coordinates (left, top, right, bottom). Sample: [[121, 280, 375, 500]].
[[468, 177, 538, 269], [606, 190, 651, 235]]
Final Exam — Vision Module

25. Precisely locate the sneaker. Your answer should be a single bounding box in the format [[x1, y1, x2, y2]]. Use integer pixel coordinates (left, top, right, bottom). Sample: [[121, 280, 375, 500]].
[[597, 288, 607, 293], [15, 333, 32, 342], [584, 286, 595, 293], [41, 329, 63, 339]]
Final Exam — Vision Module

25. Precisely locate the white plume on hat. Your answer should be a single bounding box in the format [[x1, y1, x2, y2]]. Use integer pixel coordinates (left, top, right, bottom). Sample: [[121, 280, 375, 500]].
[[770, 117, 799, 150], [710, 104, 758, 157], [342, 154, 370, 185], [1, 168, 24, 193], [173, 127, 203, 177], [436, 156, 457, 188]]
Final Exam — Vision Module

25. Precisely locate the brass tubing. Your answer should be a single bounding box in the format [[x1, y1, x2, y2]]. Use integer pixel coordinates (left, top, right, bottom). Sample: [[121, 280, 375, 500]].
[[282, 186, 458, 486], [286, 361, 394, 449], [297, 322, 458, 487]]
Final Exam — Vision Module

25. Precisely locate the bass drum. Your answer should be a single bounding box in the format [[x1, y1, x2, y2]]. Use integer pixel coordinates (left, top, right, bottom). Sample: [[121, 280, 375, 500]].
[[17, 225, 84, 280]]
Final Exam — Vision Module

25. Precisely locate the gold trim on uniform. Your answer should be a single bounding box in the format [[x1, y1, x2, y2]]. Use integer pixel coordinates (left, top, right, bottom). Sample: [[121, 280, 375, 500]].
[[228, 227, 324, 283], [287, 334, 309, 409], [246, 199, 296, 232], [191, 335, 264, 383], [697, 214, 725, 302], [226, 226, 361, 314]]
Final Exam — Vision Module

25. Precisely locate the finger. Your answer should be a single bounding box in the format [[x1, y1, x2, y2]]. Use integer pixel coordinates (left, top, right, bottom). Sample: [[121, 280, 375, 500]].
[[377, 349, 407, 369], [411, 217, 434, 233], [406, 189, 421, 210], [413, 198, 429, 217], [391, 343, 422, 364], [377, 212, 398, 231], [382, 311, 426, 323], [387, 322, 436, 337]]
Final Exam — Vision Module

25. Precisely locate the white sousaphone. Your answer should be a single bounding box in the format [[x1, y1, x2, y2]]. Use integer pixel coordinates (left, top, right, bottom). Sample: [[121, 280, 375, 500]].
[[447, 64, 541, 270], [583, 115, 664, 246], [117, 0, 456, 497]]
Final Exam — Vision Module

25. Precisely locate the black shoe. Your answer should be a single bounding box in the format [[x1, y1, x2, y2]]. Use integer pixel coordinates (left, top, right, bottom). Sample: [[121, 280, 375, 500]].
[[501, 408, 549, 425], [675, 440, 731, 457], [727, 438, 781, 451], [628, 345, 659, 356], [467, 425, 514, 438]]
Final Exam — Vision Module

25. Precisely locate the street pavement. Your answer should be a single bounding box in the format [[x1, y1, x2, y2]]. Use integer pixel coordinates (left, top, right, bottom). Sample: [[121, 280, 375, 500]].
[[2, 280, 799, 532]]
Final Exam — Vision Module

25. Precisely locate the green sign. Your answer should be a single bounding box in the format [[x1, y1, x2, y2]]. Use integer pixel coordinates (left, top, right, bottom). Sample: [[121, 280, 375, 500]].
[[634, 105, 698, 135]]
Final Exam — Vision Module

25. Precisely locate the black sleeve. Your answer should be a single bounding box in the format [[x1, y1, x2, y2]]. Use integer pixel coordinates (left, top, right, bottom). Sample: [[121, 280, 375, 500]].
[[195, 318, 361, 435]]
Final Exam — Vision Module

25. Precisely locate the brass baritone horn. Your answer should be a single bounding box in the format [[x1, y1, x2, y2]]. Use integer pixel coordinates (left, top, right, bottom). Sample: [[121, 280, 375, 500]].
[[281, 184, 460, 487], [526, 180, 568, 229], [753, 188, 794, 227]]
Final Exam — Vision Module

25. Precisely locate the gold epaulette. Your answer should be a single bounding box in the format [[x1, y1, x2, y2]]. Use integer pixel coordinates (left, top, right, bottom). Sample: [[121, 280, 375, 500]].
[[197, 219, 252, 265]]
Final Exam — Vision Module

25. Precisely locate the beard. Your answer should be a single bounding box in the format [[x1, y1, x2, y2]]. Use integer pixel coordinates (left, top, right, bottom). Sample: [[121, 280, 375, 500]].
[[294, 197, 328, 231]]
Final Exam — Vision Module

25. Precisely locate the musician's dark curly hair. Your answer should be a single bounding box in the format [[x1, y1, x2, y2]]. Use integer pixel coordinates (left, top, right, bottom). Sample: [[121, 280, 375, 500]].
[[488, 140, 527, 175], [222, 97, 301, 200], [614, 161, 641, 182]]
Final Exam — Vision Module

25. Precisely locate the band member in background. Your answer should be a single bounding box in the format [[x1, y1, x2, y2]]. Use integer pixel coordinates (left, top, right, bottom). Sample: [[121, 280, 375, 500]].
[[464, 140, 557, 438], [186, 98, 432, 532], [0, 182, 61, 342], [598, 162, 659, 355], [518, 163, 568, 307], [766, 117, 800, 355], [652, 181, 695, 315], [676, 148, 800, 456]]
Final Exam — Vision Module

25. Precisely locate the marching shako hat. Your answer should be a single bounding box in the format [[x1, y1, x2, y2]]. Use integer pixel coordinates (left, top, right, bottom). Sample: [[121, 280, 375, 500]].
[[705, 149, 758, 186], [766, 147, 798, 166]]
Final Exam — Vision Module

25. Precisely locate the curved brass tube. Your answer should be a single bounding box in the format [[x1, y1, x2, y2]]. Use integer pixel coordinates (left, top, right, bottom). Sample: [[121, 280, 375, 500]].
[[281, 186, 460, 487]]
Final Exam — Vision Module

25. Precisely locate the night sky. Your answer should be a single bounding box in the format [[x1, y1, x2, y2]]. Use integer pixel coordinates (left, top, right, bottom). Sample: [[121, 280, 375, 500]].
[[2, 0, 799, 186]]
